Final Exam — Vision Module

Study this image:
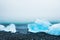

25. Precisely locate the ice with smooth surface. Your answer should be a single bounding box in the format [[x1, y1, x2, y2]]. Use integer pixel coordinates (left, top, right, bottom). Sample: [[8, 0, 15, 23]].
[[28, 19, 52, 33], [0, 25, 5, 31], [4, 24, 16, 33], [47, 23, 60, 35]]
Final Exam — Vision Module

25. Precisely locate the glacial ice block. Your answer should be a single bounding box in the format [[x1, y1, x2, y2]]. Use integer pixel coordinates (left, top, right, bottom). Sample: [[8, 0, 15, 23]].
[[4, 24, 16, 33], [47, 23, 60, 35], [28, 19, 52, 33]]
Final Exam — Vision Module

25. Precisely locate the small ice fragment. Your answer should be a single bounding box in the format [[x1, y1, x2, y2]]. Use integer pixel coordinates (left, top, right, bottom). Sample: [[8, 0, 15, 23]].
[[5, 24, 16, 33], [47, 23, 60, 35], [0, 25, 5, 31], [28, 19, 51, 33]]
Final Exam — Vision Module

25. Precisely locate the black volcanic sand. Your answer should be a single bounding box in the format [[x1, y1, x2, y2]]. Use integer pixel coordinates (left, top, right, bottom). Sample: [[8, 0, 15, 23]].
[[0, 31, 60, 40]]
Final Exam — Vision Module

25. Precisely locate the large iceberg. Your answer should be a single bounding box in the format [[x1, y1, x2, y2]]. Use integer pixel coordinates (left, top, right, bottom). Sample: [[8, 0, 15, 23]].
[[4, 24, 16, 33], [47, 23, 60, 35], [28, 19, 52, 33]]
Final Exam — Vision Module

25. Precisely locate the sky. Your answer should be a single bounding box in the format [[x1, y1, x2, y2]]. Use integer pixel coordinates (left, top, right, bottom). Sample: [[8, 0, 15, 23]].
[[0, 0, 60, 24]]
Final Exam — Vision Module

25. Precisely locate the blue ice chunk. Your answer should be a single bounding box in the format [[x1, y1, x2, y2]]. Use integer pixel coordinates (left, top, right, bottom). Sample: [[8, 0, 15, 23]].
[[28, 19, 52, 33], [47, 23, 60, 35]]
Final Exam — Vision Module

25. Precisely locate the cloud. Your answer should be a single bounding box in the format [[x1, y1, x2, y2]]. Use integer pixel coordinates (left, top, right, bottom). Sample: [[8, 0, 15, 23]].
[[0, 0, 60, 23]]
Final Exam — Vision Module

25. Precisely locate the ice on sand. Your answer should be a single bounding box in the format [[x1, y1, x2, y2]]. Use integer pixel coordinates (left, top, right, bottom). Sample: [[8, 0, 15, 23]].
[[4, 24, 16, 33], [0, 25, 5, 31], [47, 23, 60, 35], [28, 19, 52, 33]]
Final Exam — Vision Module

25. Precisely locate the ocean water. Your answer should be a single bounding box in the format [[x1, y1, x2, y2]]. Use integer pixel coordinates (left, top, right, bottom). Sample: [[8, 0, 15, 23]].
[[0, 21, 60, 35]]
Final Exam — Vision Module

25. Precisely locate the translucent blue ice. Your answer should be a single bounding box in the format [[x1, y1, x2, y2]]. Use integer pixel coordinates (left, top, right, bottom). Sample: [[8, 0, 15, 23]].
[[47, 23, 60, 35], [28, 19, 60, 35], [28, 19, 52, 33]]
